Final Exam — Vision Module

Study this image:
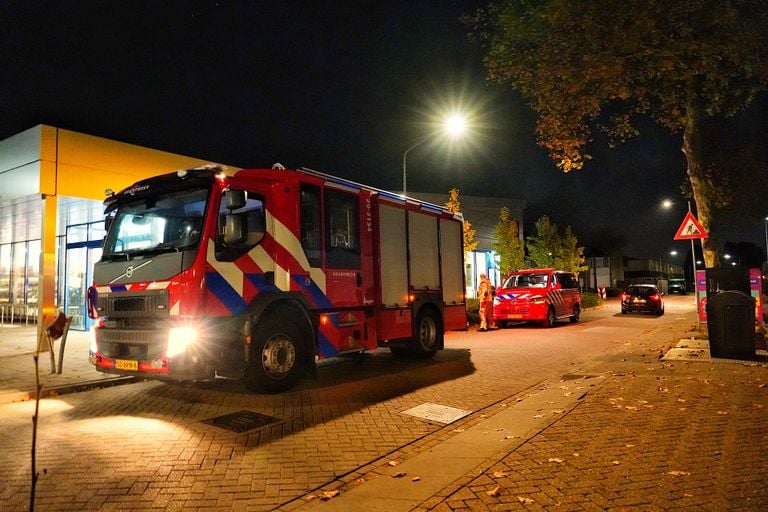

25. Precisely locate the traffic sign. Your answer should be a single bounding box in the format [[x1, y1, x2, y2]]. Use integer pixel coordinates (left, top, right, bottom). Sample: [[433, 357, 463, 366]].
[[674, 211, 709, 240]]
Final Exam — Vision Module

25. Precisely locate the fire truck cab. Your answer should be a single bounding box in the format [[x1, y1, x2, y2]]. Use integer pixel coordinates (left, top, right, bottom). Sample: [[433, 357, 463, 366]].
[[89, 165, 466, 392]]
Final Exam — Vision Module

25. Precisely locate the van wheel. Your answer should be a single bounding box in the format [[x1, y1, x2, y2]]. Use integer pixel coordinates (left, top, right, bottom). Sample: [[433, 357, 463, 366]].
[[569, 304, 581, 323], [543, 307, 556, 328], [244, 310, 307, 393], [410, 309, 442, 358]]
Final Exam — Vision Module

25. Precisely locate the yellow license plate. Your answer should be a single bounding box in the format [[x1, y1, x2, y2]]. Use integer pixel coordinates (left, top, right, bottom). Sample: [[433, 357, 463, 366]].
[[115, 359, 138, 371], [633, 299, 646, 304]]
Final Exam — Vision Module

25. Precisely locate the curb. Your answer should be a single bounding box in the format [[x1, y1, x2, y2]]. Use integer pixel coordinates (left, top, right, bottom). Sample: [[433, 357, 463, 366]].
[[0, 376, 136, 404]]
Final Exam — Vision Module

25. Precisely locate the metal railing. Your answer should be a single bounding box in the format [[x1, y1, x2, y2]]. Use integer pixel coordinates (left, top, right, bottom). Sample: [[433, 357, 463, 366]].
[[0, 304, 39, 326]]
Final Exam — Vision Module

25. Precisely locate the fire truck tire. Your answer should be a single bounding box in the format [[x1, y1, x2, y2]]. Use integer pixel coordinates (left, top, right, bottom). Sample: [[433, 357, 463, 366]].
[[411, 308, 442, 358], [569, 304, 581, 323], [244, 312, 307, 393], [543, 306, 556, 328]]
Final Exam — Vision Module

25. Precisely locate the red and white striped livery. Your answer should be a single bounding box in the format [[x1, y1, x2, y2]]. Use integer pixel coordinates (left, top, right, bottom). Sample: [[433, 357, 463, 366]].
[[88, 165, 466, 392]]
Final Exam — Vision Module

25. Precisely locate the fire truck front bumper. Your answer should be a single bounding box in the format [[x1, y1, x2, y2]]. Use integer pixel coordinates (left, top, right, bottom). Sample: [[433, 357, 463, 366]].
[[89, 326, 221, 381]]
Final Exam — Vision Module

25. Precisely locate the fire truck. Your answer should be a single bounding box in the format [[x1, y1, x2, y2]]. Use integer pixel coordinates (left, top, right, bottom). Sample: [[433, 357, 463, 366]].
[[88, 165, 466, 392]]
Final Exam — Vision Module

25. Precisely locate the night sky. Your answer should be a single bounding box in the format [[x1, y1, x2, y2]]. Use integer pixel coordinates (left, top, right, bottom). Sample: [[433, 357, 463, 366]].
[[1, 0, 764, 261]]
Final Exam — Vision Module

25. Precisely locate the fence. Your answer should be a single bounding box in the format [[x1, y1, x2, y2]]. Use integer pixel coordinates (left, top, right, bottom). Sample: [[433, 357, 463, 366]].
[[0, 304, 39, 326]]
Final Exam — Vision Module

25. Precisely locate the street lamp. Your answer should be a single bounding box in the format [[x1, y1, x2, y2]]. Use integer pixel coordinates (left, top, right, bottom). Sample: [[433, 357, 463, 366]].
[[764, 216, 768, 263], [402, 114, 467, 197], [662, 198, 700, 317]]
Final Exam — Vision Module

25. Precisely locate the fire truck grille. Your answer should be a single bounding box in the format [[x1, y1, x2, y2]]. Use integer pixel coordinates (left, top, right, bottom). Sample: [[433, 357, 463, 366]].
[[114, 297, 145, 312], [97, 329, 166, 360], [101, 291, 170, 319]]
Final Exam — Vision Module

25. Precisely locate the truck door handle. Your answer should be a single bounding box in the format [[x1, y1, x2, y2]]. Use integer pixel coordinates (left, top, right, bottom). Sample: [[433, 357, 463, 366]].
[[356, 272, 362, 287]]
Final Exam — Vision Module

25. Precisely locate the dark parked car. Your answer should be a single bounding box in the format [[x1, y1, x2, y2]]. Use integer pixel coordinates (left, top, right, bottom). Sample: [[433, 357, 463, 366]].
[[621, 284, 665, 315], [668, 278, 686, 295]]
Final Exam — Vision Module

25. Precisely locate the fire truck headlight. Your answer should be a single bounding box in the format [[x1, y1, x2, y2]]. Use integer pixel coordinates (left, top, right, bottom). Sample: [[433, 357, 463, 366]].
[[167, 327, 198, 358]]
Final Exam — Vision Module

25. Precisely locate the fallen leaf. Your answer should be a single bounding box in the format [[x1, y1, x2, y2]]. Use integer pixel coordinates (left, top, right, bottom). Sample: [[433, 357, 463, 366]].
[[505, 435, 519, 440], [548, 458, 564, 464], [392, 472, 407, 478], [320, 491, 339, 501], [667, 471, 691, 477], [487, 486, 501, 497], [572, 452, 580, 457], [533, 414, 544, 419], [388, 460, 400, 467], [625, 406, 639, 410], [611, 460, 621, 465], [679, 407, 688, 412], [625, 444, 635, 448], [452, 428, 465, 433], [552, 409, 564, 414], [354, 478, 365, 485], [677, 398, 687, 403], [716, 411, 728, 415], [411, 476, 420, 482], [517, 496, 534, 504], [658, 387, 669, 393], [563, 392, 572, 397], [493, 471, 509, 478]]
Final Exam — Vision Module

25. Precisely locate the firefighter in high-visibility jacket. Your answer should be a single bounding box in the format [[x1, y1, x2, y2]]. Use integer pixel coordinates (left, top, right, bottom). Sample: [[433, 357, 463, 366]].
[[477, 273, 496, 331]]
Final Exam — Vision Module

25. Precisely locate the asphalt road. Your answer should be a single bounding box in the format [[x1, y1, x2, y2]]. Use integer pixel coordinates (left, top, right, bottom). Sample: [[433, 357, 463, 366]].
[[0, 295, 698, 511]]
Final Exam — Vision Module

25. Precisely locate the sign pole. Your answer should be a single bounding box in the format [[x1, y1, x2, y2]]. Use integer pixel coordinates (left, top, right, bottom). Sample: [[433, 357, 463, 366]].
[[688, 202, 700, 328]]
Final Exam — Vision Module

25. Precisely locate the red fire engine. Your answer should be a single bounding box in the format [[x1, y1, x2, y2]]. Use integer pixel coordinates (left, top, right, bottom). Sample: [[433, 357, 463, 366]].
[[88, 165, 466, 392]]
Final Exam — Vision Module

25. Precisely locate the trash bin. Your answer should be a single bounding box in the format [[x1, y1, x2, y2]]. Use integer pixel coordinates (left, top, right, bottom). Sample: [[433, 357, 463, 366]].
[[706, 290, 755, 359]]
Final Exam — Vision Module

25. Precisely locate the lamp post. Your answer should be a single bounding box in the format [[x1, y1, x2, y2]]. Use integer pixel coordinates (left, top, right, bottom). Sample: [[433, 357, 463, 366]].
[[662, 199, 700, 319], [764, 216, 768, 263], [402, 114, 466, 197]]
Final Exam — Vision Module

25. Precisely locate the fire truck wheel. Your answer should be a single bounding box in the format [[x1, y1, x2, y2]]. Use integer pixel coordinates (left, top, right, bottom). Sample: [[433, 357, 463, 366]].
[[411, 309, 442, 358], [244, 313, 307, 393], [569, 304, 581, 323], [543, 306, 556, 328]]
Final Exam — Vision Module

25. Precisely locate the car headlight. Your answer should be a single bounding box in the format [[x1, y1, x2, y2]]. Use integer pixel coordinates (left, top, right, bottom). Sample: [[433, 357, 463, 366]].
[[166, 326, 198, 358]]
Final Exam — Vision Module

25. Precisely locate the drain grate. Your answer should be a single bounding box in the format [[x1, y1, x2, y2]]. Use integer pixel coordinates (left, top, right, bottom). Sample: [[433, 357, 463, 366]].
[[202, 410, 283, 433], [402, 402, 472, 424]]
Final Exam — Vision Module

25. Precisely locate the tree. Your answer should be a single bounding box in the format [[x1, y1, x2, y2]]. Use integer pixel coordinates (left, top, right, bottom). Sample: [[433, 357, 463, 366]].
[[471, 0, 768, 267], [526, 216, 588, 275], [526, 216, 559, 268], [492, 207, 525, 274], [445, 188, 478, 256]]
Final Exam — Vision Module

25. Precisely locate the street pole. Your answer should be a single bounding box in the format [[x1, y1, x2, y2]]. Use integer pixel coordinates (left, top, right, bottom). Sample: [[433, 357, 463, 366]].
[[402, 135, 430, 197], [689, 201, 700, 327]]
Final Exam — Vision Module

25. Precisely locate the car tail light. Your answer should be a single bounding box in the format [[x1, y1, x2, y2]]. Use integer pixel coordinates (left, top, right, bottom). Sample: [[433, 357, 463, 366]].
[[650, 294, 661, 301], [621, 293, 629, 301]]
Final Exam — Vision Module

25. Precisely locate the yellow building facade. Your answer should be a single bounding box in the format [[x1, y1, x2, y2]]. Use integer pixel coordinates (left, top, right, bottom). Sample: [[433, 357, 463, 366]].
[[0, 125, 224, 331]]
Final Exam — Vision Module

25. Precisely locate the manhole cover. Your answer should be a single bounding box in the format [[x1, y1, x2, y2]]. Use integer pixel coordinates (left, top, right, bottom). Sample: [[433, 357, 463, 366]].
[[401, 402, 472, 424], [202, 410, 282, 433]]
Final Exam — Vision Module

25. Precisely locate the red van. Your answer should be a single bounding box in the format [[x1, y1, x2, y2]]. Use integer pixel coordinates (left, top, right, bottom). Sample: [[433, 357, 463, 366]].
[[493, 268, 581, 327]]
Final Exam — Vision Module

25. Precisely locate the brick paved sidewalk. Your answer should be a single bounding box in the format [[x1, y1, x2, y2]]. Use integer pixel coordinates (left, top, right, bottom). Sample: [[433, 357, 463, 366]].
[[0, 324, 128, 404], [292, 331, 768, 511]]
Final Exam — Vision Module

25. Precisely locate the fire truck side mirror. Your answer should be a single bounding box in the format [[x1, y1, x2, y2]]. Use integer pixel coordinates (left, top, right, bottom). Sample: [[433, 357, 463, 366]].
[[224, 189, 246, 210], [224, 214, 246, 245]]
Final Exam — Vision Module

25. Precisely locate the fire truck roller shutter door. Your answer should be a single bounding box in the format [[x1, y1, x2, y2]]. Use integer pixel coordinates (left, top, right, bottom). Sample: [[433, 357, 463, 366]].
[[243, 302, 312, 393]]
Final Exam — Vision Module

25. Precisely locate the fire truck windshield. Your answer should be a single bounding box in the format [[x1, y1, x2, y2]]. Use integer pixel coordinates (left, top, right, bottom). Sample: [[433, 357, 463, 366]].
[[503, 273, 549, 288], [101, 187, 209, 260]]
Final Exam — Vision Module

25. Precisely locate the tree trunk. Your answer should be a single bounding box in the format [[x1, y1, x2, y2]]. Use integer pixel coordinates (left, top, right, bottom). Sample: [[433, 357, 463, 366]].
[[682, 103, 718, 268]]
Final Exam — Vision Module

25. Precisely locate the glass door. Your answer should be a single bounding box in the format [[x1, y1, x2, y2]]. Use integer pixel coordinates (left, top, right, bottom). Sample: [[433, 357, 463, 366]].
[[64, 222, 105, 331]]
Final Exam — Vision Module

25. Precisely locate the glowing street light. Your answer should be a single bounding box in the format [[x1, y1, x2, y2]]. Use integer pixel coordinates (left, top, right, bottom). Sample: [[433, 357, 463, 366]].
[[402, 114, 467, 197]]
